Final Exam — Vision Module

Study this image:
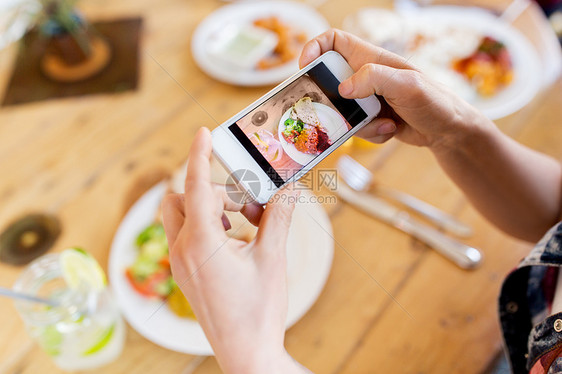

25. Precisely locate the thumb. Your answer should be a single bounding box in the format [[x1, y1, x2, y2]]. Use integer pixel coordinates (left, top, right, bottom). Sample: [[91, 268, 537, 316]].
[[339, 63, 409, 102], [254, 187, 297, 256]]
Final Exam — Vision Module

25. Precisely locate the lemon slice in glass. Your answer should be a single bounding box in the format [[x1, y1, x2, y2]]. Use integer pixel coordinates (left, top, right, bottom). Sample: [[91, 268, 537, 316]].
[[60, 248, 107, 291], [40, 325, 63, 356], [83, 324, 115, 356]]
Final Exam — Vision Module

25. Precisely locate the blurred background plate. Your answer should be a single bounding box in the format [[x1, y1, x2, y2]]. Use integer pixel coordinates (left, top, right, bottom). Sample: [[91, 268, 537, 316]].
[[344, 6, 543, 120], [108, 177, 334, 355], [408, 6, 542, 120], [191, 0, 329, 86], [0, 0, 37, 51]]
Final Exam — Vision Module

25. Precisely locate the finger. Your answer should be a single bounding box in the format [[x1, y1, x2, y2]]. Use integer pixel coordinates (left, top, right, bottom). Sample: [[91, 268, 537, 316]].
[[299, 29, 413, 71], [214, 184, 265, 226], [254, 187, 297, 255], [161, 193, 185, 248], [358, 132, 395, 145], [339, 63, 412, 102], [354, 117, 397, 143], [299, 35, 323, 68], [184, 127, 215, 224]]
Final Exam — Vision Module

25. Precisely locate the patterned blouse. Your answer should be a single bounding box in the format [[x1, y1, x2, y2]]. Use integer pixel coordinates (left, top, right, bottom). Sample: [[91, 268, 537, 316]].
[[500, 222, 562, 373]]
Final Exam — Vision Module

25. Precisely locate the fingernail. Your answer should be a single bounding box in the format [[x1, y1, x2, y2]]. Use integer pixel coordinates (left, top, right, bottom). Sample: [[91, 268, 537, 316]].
[[376, 121, 396, 135], [339, 80, 353, 95]]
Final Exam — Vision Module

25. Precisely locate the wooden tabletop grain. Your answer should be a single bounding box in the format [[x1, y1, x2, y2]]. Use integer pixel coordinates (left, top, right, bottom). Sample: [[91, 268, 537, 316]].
[[0, 0, 561, 373]]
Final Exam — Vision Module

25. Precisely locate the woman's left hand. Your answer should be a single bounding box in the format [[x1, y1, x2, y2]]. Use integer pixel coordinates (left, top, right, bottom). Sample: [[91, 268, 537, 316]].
[[162, 127, 307, 374]]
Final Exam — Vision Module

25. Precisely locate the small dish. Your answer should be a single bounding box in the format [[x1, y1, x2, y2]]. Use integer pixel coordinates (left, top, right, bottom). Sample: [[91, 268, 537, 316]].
[[207, 23, 278, 70], [191, 1, 330, 86]]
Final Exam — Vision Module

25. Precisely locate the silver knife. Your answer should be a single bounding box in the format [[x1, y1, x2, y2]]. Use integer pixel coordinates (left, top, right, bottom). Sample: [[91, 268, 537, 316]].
[[335, 180, 483, 269]]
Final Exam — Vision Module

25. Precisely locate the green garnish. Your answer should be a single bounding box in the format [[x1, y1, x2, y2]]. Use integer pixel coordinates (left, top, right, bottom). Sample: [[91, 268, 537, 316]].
[[283, 118, 304, 136], [155, 276, 176, 297], [135, 223, 166, 247]]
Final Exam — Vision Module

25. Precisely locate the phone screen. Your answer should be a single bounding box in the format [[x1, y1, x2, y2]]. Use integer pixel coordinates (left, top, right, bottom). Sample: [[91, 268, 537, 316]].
[[228, 62, 368, 187]]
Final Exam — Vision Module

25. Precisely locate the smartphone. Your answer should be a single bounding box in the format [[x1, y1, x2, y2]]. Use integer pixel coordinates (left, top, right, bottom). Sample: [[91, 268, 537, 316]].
[[212, 51, 381, 204]]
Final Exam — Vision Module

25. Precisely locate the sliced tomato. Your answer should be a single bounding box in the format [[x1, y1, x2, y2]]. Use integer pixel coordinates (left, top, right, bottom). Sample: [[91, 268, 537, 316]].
[[126, 268, 169, 298]]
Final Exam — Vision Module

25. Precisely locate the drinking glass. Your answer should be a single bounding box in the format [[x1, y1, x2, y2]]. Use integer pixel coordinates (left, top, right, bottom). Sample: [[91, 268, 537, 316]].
[[13, 253, 125, 371]]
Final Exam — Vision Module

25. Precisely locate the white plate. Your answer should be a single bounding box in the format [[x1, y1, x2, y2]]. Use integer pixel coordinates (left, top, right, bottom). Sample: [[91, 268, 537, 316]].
[[108, 181, 334, 355], [0, 0, 37, 50], [344, 6, 543, 120], [191, 0, 330, 86], [278, 102, 348, 165]]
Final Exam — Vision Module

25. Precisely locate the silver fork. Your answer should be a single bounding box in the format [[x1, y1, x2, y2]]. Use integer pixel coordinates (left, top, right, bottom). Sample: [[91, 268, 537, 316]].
[[336, 155, 482, 269], [337, 155, 473, 237]]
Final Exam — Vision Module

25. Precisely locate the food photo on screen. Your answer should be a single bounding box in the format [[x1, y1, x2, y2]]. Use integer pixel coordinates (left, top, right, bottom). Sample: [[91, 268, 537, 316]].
[[232, 66, 354, 182]]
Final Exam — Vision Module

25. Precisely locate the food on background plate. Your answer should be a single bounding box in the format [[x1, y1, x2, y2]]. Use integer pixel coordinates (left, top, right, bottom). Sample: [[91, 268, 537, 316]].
[[342, 8, 407, 54], [167, 286, 196, 319], [125, 223, 196, 319], [125, 213, 257, 319], [453, 36, 513, 96], [254, 16, 308, 70], [207, 24, 279, 70], [343, 9, 515, 99], [249, 129, 284, 163], [282, 97, 332, 155]]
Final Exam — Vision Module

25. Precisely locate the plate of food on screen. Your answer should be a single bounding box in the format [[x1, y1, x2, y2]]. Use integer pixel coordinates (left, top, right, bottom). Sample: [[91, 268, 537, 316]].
[[278, 97, 349, 165]]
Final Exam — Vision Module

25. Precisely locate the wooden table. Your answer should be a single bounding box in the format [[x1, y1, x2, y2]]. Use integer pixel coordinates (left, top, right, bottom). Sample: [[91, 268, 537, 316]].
[[0, 0, 560, 373]]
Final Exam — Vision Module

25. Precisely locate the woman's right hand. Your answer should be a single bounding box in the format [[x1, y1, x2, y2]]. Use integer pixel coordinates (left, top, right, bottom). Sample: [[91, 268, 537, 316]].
[[300, 30, 562, 242], [299, 29, 491, 152]]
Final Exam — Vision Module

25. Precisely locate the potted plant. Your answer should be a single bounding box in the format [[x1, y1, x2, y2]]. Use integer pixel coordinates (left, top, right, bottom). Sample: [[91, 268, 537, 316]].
[[33, 0, 111, 82]]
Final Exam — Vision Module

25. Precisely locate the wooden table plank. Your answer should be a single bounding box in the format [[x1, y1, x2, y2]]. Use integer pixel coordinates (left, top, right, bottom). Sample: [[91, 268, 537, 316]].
[[338, 211, 532, 374]]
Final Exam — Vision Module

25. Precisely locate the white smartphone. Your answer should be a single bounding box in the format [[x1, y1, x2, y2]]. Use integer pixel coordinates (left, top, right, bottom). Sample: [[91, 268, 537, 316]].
[[212, 51, 381, 204]]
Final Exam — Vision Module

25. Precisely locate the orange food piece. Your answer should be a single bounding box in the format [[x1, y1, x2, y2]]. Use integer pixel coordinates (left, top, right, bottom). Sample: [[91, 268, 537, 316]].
[[167, 287, 196, 319], [294, 128, 313, 154], [452, 36, 513, 97], [253, 16, 307, 70], [457, 59, 511, 96]]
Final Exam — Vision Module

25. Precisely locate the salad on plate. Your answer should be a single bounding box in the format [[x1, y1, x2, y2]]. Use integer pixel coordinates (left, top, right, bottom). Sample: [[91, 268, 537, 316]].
[[281, 97, 332, 155], [125, 223, 196, 319]]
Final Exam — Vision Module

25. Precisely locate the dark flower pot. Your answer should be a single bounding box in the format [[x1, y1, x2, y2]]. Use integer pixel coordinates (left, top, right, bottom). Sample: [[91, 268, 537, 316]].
[[39, 10, 112, 82], [42, 12, 92, 66], [48, 27, 91, 65]]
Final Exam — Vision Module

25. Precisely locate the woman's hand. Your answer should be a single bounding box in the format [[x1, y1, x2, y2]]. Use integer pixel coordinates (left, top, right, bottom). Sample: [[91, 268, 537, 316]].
[[162, 128, 307, 374], [299, 29, 491, 151], [299, 29, 562, 241]]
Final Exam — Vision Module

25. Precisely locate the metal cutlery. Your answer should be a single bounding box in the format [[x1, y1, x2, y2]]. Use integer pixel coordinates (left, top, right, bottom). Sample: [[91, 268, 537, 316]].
[[337, 155, 473, 238], [336, 157, 482, 269]]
